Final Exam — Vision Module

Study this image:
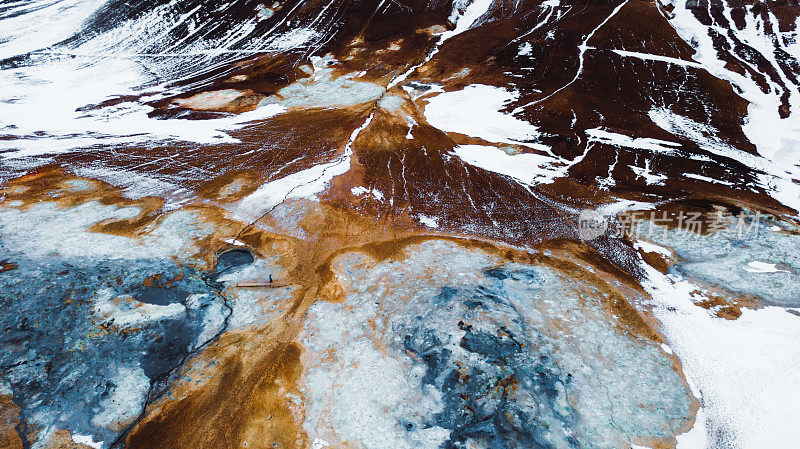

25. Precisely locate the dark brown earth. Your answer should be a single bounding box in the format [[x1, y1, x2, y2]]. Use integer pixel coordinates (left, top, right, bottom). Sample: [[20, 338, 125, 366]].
[[1, 0, 797, 447]]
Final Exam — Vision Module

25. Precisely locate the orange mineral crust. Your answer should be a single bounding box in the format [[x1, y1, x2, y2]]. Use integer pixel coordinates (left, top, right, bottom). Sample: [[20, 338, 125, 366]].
[[0, 394, 23, 449], [2, 0, 800, 447]]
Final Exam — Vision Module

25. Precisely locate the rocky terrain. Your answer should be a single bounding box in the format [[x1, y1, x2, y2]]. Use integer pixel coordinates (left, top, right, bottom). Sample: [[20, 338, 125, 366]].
[[0, 0, 799, 448]]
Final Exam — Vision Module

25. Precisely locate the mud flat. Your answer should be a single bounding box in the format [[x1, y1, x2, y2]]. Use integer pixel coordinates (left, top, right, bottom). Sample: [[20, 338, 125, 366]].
[[299, 240, 696, 449], [0, 169, 291, 448]]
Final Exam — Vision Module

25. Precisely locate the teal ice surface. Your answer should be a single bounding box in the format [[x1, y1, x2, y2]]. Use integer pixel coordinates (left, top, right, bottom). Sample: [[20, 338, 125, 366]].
[[634, 216, 800, 306], [299, 241, 694, 449]]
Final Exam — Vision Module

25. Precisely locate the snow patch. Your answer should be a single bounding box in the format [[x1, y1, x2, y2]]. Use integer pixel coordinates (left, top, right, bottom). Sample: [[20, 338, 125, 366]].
[[596, 199, 655, 216], [0, 53, 286, 156], [643, 267, 800, 449], [743, 261, 787, 273], [610, 49, 703, 69], [586, 128, 681, 153], [237, 159, 348, 219], [351, 186, 384, 201], [91, 365, 150, 428], [445, 0, 494, 38], [424, 84, 545, 149], [268, 28, 318, 50], [222, 238, 247, 246], [650, 107, 800, 213], [417, 215, 440, 228], [662, 0, 800, 213], [92, 289, 187, 329], [633, 240, 672, 257], [683, 173, 734, 186], [71, 434, 104, 449], [452, 144, 571, 185], [0, 0, 106, 60], [630, 160, 667, 186], [311, 438, 330, 449], [237, 111, 375, 219]]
